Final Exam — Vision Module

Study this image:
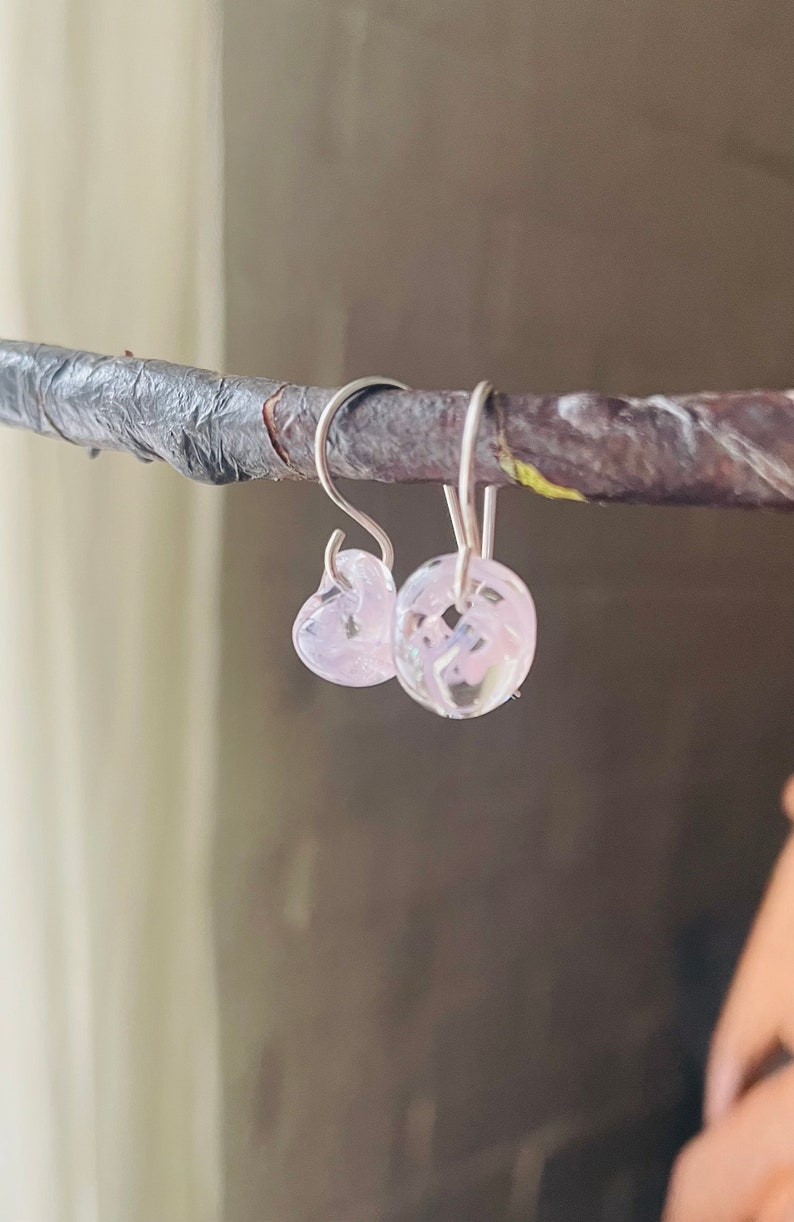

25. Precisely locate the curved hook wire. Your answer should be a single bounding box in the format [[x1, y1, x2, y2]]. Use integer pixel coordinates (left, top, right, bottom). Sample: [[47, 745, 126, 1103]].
[[443, 482, 497, 557], [443, 381, 498, 611], [316, 376, 409, 588]]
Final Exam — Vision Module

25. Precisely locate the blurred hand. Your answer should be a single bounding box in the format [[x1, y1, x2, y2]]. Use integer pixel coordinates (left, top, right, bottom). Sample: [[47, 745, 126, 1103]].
[[663, 785, 794, 1222]]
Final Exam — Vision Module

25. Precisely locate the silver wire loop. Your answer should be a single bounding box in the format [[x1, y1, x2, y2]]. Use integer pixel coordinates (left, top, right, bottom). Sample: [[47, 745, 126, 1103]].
[[443, 381, 498, 612], [315, 377, 408, 588]]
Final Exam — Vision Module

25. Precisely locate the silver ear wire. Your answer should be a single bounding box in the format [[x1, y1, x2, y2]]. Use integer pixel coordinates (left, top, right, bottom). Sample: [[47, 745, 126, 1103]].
[[443, 381, 498, 612], [481, 485, 497, 561], [315, 377, 409, 588]]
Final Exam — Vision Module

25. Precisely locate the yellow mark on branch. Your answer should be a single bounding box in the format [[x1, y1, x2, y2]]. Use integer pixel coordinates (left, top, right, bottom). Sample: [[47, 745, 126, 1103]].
[[499, 455, 587, 502], [491, 392, 587, 502]]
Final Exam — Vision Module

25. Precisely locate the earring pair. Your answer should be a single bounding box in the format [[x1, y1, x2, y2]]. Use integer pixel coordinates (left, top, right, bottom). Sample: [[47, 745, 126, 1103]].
[[292, 378, 537, 719]]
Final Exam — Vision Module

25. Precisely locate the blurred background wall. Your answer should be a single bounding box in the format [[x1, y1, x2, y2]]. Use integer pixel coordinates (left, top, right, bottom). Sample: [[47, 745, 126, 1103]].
[[217, 1, 794, 1220], [0, 2, 224, 1220]]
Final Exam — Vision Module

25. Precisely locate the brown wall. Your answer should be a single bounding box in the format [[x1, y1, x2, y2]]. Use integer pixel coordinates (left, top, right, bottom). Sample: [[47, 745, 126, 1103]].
[[217, 3, 794, 1218]]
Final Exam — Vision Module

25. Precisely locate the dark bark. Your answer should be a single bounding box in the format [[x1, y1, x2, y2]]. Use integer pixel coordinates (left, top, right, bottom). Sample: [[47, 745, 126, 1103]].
[[2, 338, 794, 506]]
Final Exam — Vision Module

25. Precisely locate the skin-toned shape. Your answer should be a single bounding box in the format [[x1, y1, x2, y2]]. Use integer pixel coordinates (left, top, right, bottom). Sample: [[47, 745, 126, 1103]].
[[664, 1067, 794, 1221], [757, 1175, 794, 1222], [704, 834, 794, 1128], [6, 340, 794, 505], [663, 783, 794, 1221]]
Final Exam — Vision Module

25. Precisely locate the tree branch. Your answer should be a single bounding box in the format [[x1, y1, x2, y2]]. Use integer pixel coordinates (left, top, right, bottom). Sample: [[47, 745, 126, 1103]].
[[2, 338, 794, 507]]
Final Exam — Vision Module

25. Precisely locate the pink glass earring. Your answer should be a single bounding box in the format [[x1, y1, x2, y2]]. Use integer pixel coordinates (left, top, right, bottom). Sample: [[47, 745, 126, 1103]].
[[393, 381, 537, 718], [293, 377, 408, 687]]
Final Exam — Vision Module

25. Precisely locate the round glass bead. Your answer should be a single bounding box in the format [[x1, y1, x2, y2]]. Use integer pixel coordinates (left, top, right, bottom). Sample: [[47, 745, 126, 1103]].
[[292, 548, 396, 687], [393, 553, 536, 718]]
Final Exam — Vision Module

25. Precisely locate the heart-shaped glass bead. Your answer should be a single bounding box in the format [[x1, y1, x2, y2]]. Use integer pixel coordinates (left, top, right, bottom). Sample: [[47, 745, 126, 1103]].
[[293, 548, 397, 687], [393, 553, 536, 718]]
